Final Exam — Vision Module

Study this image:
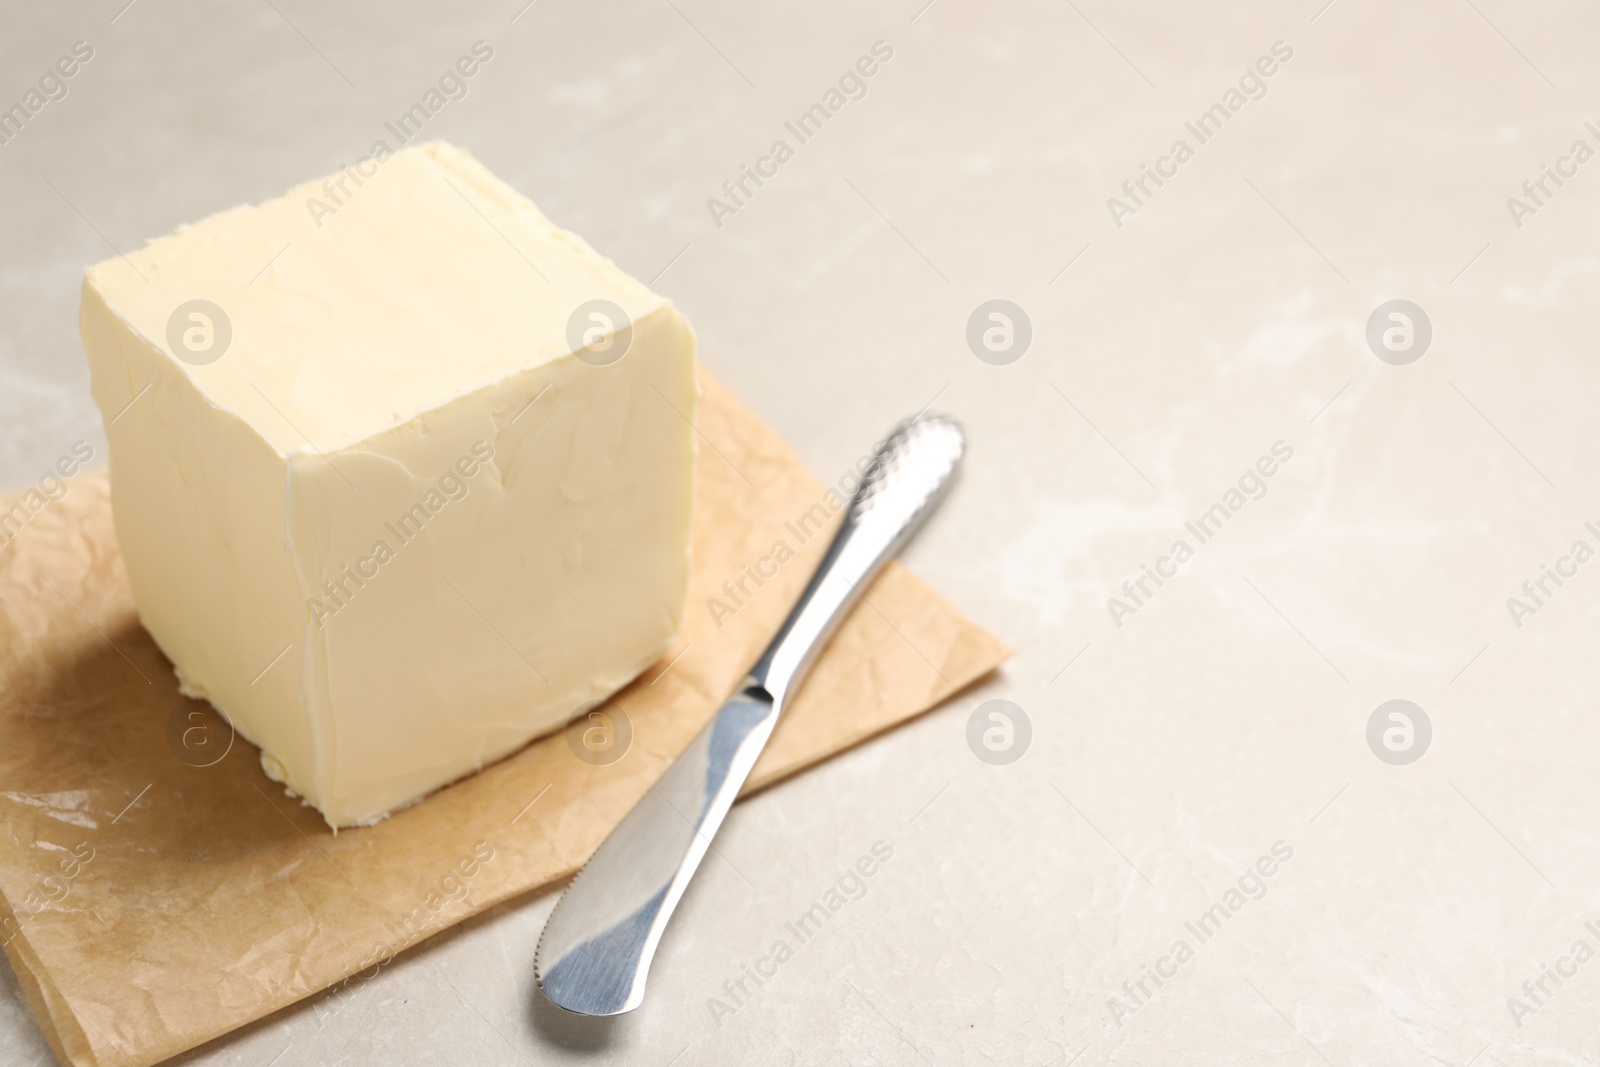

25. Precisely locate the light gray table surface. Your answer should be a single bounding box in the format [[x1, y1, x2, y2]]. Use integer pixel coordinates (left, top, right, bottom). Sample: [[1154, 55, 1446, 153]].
[[4, 1, 1600, 1064]]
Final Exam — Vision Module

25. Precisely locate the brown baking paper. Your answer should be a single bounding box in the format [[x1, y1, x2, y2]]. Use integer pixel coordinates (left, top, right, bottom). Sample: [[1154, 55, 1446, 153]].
[[0, 368, 1009, 1067]]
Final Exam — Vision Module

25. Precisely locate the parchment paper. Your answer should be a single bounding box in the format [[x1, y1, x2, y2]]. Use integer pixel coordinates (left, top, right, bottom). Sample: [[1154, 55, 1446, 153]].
[[0, 368, 1009, 1067]]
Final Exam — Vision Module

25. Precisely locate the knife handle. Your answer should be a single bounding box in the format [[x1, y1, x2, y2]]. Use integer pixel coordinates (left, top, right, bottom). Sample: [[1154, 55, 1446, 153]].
[[750, 413, 966, 708]]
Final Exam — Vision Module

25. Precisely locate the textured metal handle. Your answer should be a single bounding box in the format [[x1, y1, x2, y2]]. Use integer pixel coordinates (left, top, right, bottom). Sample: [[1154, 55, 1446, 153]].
[[750, 413, 966, 707]]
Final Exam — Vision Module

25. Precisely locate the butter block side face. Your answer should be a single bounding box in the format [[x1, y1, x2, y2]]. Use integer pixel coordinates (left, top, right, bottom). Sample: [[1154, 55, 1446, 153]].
[[291, 304, 696, 825], [80, 282, 317, 799], [81, 141, 697, 826]]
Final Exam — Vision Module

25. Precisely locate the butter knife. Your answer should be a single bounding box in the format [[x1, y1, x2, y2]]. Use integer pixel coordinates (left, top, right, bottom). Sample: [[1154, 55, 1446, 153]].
[[535, 412, 966, 1016]]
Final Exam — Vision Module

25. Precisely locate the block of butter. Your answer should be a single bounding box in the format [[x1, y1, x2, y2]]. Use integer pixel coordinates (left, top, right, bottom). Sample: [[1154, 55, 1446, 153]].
[[80, 142, 697, 827]]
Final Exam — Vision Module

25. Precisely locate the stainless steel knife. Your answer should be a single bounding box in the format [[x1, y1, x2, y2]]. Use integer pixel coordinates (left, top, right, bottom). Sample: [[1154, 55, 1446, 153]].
[[534, 412, 967, 1016]]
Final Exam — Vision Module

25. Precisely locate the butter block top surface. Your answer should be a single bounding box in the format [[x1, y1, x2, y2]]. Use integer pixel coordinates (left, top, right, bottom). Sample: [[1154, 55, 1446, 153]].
[[83, 141, 666, 455]]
